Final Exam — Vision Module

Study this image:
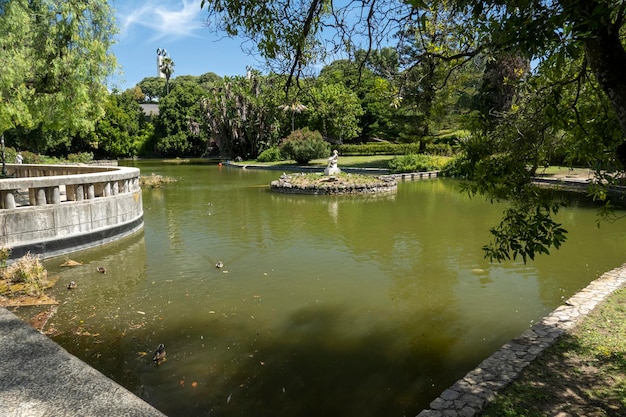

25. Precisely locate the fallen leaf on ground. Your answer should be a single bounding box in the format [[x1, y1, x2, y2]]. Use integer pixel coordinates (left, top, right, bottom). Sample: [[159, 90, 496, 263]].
[[61, 259, 83, 267]]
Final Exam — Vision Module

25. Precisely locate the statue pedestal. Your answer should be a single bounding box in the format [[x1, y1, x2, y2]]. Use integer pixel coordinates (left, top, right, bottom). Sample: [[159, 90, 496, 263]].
[[324, 166, 341, 176]]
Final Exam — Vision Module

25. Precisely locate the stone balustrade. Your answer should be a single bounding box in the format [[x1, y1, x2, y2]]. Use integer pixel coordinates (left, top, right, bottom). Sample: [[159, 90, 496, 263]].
[[0, 164, 140, 209], [0, 164, 144, 260]]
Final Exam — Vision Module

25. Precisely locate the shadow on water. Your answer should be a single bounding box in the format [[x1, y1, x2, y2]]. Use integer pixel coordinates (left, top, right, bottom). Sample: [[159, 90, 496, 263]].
[[177, 305, 455, 417], [52, 303, 459, 417]]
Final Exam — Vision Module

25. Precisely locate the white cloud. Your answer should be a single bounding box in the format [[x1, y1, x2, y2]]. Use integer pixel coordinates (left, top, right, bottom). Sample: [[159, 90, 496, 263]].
[[116, 0, 205, 41]]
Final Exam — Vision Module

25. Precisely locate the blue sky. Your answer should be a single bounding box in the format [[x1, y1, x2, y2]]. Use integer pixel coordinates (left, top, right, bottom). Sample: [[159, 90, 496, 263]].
[[109, 0, 259, 91]]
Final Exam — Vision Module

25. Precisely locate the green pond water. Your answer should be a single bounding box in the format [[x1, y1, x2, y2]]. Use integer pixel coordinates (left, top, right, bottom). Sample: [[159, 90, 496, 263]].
[[29, 160, 626, 416]]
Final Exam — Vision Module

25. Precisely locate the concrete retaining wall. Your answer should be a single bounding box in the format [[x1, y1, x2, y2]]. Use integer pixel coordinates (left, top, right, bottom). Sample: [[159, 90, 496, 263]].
[[0, 164, 143, 260]]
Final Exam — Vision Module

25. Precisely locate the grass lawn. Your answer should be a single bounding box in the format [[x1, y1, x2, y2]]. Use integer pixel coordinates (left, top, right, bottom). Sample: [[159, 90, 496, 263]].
[[480, 286, 626, 416]]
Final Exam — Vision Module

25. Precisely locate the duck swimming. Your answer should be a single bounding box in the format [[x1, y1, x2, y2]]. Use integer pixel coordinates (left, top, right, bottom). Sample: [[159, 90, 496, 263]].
[[96, 266, 106, 274], [153, 343, 166, 364], [215, 261, 224, 268], [67, 281, 77, 289]]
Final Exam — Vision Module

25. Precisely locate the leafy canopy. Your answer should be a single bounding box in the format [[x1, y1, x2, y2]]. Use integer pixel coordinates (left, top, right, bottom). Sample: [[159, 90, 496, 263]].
[[0, 0, 117, 136]]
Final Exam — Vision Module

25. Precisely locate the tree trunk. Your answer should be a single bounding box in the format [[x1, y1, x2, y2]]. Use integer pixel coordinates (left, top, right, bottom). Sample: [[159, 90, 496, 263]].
[[584, 32, 626, 139], [563, 0, 626, 140]]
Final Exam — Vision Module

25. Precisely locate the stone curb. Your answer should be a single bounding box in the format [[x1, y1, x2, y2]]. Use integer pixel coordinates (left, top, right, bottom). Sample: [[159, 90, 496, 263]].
[[416, 263, 626, 417], [0, 307, 166, 417]]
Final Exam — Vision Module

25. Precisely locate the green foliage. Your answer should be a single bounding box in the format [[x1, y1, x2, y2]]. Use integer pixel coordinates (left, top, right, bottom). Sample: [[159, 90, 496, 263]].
[[155, 132, 194, 156], [19, 151, 43, 164], [160, 57, 175, 94], [439, 154, 471, 178], [424, 143, 455, 156], [336, 137, 463, 157], [0, 247, 10, 272], [483, 198, 567, 263], [395, 4, 481, 140], [137, 77, 167, 103], [201, 72, 283, 159], [0, 0, 116, 138], [387, 154, 444, 173], [306, 82, 364, 142], [200, 0, 328, 91], [433, 130, 470, 145], [7, 150, 93, 165], [279, 128, 330, 165], [257, 147, 284, 162], [66, 152, 94, 164], [154, 81, 208, 157], [317, 58, 400, 141], [92, 90, 150, 158], [337, 143, 423, 156]]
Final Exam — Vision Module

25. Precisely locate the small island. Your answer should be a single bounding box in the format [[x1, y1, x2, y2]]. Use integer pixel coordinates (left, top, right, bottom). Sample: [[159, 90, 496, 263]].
[[270, 172, 397, 195], [270, 150, 397, 195]]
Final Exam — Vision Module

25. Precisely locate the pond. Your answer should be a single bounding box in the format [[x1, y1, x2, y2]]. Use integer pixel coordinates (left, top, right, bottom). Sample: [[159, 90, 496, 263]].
[[32, 160, 626, 417]]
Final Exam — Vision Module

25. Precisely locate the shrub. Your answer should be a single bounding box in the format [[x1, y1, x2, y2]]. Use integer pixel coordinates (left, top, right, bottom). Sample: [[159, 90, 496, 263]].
[[140, 173, 177, 188], [20, 151, 43, 164], [424, 143, 455, 156], [432, 130, 470, 145], [388, 154, 445, 173], [67, 152, 94, 164], [0, 247, 10, 275], [338, 143, 422, 156], [257, 146, 284, 162], [4, 252, 48, 296], [439, 155, 472, 178], [279, 128, 330, 165]]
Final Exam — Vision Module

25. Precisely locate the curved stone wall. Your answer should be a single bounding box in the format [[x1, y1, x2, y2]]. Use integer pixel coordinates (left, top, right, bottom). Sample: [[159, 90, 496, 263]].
[[0, 163, 143, 260]]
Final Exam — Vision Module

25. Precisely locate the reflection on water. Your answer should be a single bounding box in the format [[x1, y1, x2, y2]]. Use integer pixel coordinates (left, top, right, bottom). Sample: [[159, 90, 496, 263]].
[[28, 162, 626, 416]]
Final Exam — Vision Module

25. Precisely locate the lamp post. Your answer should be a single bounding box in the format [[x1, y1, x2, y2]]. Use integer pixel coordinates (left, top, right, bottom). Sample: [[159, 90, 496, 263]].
[[156, 48, 167, 78]]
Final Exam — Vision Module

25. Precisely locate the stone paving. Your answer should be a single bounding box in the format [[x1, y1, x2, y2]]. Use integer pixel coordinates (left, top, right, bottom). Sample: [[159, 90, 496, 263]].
[[0, 307, 166, 417], [416, 263, 626, 417]]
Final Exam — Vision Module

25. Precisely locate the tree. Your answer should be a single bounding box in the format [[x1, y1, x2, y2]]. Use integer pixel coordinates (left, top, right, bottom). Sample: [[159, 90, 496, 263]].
[[137, 77, 167, 103], [317, 57, 399, 141], [200, 72, 283, 159], [128, 85, 146, 103], [306, 82, 364, 142], [440, 0, 626, 261], [279, 102, 307, 132], [0, 0, 116, 141], [154, 81, 208, 157], [160, 57, 175, 95], [198, 72, 222, 89], [92, 90, 150, 158]]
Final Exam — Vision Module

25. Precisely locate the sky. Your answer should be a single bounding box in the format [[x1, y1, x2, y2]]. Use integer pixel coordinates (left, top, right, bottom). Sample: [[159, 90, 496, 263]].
[[109, 0, 260, 91]]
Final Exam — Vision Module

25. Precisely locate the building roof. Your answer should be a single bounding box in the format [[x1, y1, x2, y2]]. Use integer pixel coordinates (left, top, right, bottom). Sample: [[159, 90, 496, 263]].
[[139, 104, 159, 118]]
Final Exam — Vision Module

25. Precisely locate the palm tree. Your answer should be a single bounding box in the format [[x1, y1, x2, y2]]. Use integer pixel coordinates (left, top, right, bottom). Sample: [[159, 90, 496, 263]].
[[160, 57, 175, 95], [279, 102, 307, 132]]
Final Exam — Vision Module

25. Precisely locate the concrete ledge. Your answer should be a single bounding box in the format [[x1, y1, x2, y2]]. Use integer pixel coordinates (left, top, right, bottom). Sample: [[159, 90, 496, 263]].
[[0, 307, 166, 417]]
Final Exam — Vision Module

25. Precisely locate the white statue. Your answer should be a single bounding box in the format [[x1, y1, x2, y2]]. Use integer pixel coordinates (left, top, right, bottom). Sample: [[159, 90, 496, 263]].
[[324, 150, 340, 175]]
